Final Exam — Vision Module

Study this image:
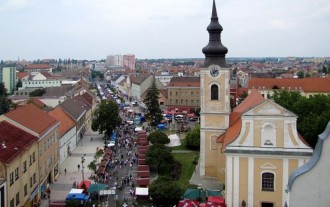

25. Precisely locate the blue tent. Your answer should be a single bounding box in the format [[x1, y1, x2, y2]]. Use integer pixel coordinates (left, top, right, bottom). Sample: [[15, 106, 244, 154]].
[[110, 131, 116, 141], [140, 116, 145, 122], [66, 193, 89, 201]]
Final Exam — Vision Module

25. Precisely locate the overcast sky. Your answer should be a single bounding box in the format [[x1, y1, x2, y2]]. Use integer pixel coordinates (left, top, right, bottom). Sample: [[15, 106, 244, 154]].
[[0, 0, 329, 60]]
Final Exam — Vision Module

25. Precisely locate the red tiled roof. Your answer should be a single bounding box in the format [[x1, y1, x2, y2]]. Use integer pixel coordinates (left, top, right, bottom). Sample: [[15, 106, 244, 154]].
[[48, 107, 76, 137], [248, 77, 330, 93], [0, 121, 38, 163], [233, 89, 265, 113], [137, 171, 150, 178], [137, 178, 150, 186], [16, 72, 29, 80], [29, 97, 46, 108], [25, 64, 51, 69], [168, 77, 200, 87], [4, 104, 58, 137]]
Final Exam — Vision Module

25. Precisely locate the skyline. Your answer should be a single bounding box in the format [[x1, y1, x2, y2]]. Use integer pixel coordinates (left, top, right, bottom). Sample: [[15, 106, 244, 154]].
[[0, 0, 329, 61]]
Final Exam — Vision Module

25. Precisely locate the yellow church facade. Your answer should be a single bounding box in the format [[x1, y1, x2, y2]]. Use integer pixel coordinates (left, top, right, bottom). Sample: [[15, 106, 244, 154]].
[[199, 1, 313, 207]]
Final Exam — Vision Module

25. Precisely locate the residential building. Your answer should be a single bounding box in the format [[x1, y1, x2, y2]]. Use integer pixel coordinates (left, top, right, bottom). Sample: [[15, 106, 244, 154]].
[[248, 77, 330, 98], [24, 64, 53, 75], [2, 67, 16, 94], [20, 72, 66, 90], [167, 77, 200, 113], [155, 72, 173, 86], [48, 108, 77, 164], [199, 2, 312, 207], [59, 97, 88, 144], [94, 62, 105, 71], [106, 55, 124, 67], [286, 122, 330, 207], [123, 54, 136, 70], [127, 74, 165, 102], [1, 104, 60, 202], [0, 121, 39, 207]]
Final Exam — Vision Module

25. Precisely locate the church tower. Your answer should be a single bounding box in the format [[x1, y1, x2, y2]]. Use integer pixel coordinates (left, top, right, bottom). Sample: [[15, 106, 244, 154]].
[[199, 0, 230, 178]]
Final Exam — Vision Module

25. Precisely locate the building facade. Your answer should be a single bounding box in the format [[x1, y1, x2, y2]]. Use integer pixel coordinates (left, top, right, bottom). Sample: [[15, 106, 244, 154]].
[[1, 104, 60, 204], [167, 77, 200, 113], [2, 67, 16, 94], [0, 121, 39, 207]]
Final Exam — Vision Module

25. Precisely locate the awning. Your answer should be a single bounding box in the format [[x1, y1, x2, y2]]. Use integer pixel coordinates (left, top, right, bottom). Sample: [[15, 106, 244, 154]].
[[135, 187, 149, 196], [99, 187, 116, 195], [69, 189, 84, 194], [87, 183, 108, 193]]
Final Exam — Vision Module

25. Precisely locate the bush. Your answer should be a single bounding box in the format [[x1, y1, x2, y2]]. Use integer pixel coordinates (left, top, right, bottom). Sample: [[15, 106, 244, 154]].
[[170, 161, 182, 180]]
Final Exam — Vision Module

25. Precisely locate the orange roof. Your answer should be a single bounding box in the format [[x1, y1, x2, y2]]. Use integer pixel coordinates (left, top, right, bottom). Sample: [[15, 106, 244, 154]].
[[16, 72, 29, 80], [25, 64, 51, 69], [168, 77, 200, 87], [233, 89, 265, 113], [4, 104, 58, 137], [217, 90, 265, 151], [48, 107, 76, 137], [29, 97, 46, 108], [248, 77, 330, 93]]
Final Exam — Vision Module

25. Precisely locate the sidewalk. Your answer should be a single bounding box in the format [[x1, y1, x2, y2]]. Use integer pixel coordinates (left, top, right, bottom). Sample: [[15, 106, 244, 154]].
[[47, 127, 104, 205]]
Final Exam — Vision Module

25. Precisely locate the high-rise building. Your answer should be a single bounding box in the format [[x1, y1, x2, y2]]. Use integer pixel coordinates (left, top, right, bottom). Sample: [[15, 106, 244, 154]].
[[106, 54, 135, 70], [123, 54, 136, 70], [2, 67, 16, 94]]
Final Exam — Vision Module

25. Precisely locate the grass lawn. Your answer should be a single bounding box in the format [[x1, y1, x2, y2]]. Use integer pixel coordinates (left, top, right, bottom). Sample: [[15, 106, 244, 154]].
[[172, 153, 199, 190]]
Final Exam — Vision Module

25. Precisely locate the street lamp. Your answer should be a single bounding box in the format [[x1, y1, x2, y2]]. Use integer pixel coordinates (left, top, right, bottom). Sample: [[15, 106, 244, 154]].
[[81, 154, 86, 182]]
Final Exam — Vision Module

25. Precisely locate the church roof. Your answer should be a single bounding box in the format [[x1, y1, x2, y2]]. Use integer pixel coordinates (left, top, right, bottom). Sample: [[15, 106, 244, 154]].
[[217, 89, 264, 151]]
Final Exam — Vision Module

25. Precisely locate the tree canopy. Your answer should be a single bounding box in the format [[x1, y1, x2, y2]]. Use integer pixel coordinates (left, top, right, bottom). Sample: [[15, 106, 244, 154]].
[[272, 90, 330, 148], [0, 82, 11, 115], [149, 176, 182, 206], [144, 77, 162, 126], [185, 126, 200, 150], [146, 143, 174, 171], [147, 131, 170, 145], [91, 100, 122, 138]]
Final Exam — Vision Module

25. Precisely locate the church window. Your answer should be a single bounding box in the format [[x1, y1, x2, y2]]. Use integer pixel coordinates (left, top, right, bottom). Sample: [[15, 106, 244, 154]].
[[176, 99, 178, 104], [191, 92, 194, 97], [261, 124, 276, 147], [262, 172, 274, 191], [211, 84, 219, 100], [191, 100, 194, 105], [181, 99, 183, 104], [170, 91, 172, 96]]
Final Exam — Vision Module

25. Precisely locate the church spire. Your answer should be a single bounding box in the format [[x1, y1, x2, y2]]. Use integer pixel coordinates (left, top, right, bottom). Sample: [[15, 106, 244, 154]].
[[202, 0, 228, 67]]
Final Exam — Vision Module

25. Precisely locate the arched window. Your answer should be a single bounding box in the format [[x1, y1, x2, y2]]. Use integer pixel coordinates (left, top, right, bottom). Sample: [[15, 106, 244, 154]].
[[211, 84, 219, 100], [262, 172, 274, 191]]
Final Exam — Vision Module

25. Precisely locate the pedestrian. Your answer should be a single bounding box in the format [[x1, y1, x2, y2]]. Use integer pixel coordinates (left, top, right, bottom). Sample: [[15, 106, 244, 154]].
[[78, 164, 80, 172], [90, 137, 93, 142], [64, 168, 67, 175]]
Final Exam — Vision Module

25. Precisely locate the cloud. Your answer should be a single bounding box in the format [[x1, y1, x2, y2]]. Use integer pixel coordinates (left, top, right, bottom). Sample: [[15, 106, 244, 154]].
[[0, 0, 32, 11]]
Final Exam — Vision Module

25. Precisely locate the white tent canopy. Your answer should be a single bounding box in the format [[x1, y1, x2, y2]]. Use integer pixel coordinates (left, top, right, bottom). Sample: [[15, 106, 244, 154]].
[[135, 127, 143, 132], [135, 187, 149, 196], [69, 189, 84, 194], [166, 134, 181, 147]]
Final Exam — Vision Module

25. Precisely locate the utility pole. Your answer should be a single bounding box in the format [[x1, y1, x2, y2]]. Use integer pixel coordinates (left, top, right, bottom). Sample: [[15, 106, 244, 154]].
[[81, 154, 86, 182]]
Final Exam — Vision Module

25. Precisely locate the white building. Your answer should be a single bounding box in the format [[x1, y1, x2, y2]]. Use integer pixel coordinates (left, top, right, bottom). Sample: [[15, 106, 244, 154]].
[[2, 67, 16, 94]]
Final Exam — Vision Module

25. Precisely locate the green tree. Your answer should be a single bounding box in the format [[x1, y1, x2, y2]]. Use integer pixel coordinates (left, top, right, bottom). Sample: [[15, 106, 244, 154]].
[[146, 143, 174, 171], [149, 176, 182, 206], [16, 80, 22, 90], [272, 90, 330, 148], [297, 71, 305, 78], [0, 82, 11, 115], [29, 88, 46, 97], [147, 131, 170, 145], [185, 126, 200, 150], [144, 77, 162, 126], [92, 100, 122, 139], [322, 65, 328, 74], [87, 160, 97, 174]]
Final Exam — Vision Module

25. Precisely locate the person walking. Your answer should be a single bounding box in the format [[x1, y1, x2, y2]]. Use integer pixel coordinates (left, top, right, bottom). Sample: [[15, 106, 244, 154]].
[[64, 168, 67, 175], [78, 164, 80, 172]]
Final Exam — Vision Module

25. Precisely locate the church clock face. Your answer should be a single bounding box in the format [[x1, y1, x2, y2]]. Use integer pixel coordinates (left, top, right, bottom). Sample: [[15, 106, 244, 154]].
[[209, 66, 220, 77]]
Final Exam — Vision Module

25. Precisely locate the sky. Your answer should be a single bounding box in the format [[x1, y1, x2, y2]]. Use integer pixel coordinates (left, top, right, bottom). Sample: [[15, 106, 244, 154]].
[[0, 0, 329, 60]]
